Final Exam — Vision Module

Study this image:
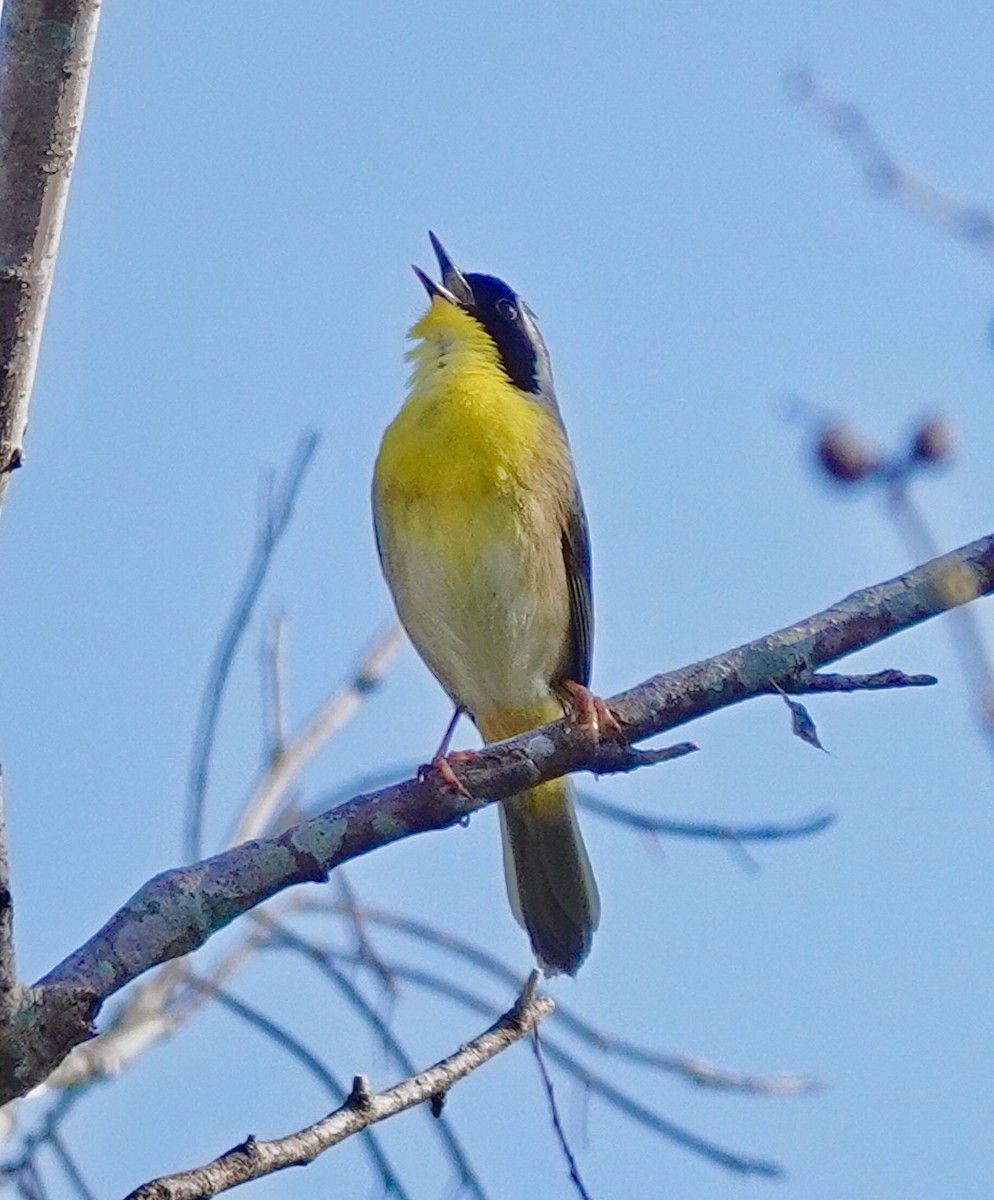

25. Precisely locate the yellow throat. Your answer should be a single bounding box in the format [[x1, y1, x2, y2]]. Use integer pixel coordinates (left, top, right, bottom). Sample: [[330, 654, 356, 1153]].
[[375, 295, 559, 512]]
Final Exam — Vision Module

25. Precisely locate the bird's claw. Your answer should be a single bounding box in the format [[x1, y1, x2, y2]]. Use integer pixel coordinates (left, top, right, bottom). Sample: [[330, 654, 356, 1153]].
[[563, 680, 622, 740], [419, 751, 474, 799]]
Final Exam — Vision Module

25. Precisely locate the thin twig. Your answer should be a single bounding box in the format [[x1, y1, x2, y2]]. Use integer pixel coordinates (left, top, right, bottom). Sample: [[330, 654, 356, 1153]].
[[260, 611, 289, 766], [313, 946, 782, 1177], [784, 66, 994, 260], [0, 1093, 79, 1192], [123, 985, 553, 1200], [540, 1033, 782, 1177], [790, 669, 936, 692], [185, 975, 412, 1200], [12, 1160, 47, 1200], [334, 869, 398, 997], [531, 1030, 594, 1200], [885, 482, 994, 753], [184, 430, 320, 864], [577, 792, 837, 843], [43, 1133, 95, 1200], [230, 622, 405, 847], [259, 917, 488, 1200], [303, 899, 819, 1094], [45, 915, 267, 1094], [303, 764, 831, 849]]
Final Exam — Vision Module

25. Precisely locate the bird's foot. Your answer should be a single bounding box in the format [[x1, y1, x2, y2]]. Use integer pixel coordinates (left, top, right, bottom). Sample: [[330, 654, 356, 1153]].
[[419, 750, 475, 799], [563, 680, 622, 740]]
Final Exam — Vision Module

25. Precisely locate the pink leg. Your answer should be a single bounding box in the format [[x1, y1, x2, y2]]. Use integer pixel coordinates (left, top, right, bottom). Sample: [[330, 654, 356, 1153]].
[[418, 707, 474, 797], [562, 680, 622, 740]]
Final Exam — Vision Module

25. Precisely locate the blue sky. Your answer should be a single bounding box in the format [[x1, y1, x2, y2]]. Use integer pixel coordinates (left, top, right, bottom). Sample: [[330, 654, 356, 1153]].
[[1, 2, 993, 1197]]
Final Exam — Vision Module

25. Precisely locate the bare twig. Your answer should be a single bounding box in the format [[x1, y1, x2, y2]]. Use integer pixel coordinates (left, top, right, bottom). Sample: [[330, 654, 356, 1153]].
[[578, 792, 836, 843], [531, 1031, 594, 1200], [0, 0, 103, 518], [12, 1160, 46, 1200], [306, 766, 830, 848], [230, 621, 404, 847], [790, 669, 936, 692], [184, 430, 320, 864], [260, 917, 487, 1200], [304, 901, 820, 1095], [43, 1132, 94, 1200], [43, 914, 268, 1096], [333, 870, 398, 997], [885, 483, 994, 748], [185, 975, 412, 1200], [541, 1034, 782, 1177], [784, 67, 994, 259], [319, 948, 783, 1177], [260, 611, 289, 766], [0, 1092, 78, 1192], [123, 984, 553, 1200], [8, 532, 993, 1103]]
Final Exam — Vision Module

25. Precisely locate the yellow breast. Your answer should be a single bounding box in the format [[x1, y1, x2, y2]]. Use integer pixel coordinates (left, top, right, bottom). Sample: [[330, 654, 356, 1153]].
[[376, 300, 554, 516]]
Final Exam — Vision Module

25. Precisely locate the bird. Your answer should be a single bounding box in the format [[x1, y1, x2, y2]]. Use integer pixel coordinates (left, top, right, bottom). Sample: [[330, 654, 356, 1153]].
[[372, 234, 615, 975]]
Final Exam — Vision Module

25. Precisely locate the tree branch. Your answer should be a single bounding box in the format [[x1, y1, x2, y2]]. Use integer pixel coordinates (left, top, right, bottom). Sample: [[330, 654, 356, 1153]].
[[3, 532, 991, 1103], [530, 1030, 594, 1200], [229, 621, 404, 847], [123, 983, 553, 1200], [186, 975, 413, 1200], [306, 897, 819, 1093], [0, 0, 103, 518], [255, 915, 488, 1200], [305, 945, 783, 1176], [578, 792, 836, 842], [0, 771, 16, 1025]]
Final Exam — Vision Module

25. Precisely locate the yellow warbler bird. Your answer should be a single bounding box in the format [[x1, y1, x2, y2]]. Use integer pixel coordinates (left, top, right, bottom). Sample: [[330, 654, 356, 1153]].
[[373, 234, 612, 975]]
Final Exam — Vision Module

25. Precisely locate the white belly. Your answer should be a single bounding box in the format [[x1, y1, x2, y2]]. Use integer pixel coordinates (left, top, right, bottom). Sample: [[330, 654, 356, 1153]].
[[380, 499, 569, 720]]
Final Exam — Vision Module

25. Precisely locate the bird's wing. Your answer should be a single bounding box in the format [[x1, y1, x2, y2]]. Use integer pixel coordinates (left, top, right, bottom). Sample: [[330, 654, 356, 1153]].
[[559, 486, 594, 689]]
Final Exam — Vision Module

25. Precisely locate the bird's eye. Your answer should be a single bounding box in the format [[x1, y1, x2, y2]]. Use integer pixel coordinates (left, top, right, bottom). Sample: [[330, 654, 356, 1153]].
[[496, 298, 518, 321]]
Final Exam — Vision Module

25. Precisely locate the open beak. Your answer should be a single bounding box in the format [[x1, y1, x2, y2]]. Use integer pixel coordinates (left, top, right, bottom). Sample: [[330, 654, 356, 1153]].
[[412, 233, 475, 307], [429, 232, 474, 305], [412, 264, 460, 305]]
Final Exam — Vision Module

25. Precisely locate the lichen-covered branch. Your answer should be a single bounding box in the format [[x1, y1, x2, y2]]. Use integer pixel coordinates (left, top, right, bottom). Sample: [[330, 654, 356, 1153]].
[[1, 531, 991, 1103], [123, 983, 553, 1200], [0, 0, 103, 518]]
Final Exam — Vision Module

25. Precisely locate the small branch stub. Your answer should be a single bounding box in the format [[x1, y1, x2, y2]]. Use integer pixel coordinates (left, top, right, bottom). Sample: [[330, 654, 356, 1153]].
[[347, 1074, 373, 1111]]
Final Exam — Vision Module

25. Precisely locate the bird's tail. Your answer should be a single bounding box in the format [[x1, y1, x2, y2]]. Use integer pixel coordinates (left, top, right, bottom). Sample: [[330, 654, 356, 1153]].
[[497, 777, 600, 975], [480, 701, 599, 975]]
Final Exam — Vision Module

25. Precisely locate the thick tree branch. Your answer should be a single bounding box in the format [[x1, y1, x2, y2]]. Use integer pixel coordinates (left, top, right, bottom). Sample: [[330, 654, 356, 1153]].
[[124, 983, 553, 1200], [0, 0, 102, 517], [2, 532, 991, 1102]]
